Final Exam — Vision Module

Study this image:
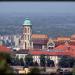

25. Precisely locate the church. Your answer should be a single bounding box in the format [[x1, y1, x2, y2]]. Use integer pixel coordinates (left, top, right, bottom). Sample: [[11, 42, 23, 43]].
[[20, 18, 54, 50], [15, 18, 75, 66]]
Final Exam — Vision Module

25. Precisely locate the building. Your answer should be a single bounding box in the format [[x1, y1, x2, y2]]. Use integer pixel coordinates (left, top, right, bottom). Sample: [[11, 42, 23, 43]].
[[20, 18, 49, 50], [15, 18, 75, 66], [32, 34, 48, 50], [20, 18, 32, 49]]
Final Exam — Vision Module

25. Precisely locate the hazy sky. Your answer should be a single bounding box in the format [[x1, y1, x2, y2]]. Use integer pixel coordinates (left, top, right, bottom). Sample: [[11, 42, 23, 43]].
[[0, 2, 75, 14]]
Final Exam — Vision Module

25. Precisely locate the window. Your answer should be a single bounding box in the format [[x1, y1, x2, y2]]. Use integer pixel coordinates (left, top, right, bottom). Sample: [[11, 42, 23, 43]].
[[24, 28, 27, 33], [28, 35, 30, 40], [25, 35, 26, 40], [25, 42, 26, 49], [28, 28, 30, 33]]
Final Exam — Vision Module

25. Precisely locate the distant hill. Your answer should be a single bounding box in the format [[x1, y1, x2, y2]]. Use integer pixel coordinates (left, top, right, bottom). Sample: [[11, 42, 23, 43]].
[[0, 13, 75, 38]]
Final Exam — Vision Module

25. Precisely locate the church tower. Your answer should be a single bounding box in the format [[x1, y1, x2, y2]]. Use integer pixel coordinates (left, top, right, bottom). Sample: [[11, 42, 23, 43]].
[[22, 18, 32, 49]]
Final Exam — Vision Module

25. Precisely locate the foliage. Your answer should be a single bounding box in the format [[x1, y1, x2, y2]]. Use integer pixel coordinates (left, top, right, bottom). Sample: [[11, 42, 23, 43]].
[[20, 58, 24, 66], [47, 58, 55, 67], [25, 54, 33, 66], [72, 64, 75, 75], [40, 55, 46, 67], [0, 52, 11, 63], [0, 57, 14, 74], [58, 56, 75, 68], [27, 67, 41, 75]]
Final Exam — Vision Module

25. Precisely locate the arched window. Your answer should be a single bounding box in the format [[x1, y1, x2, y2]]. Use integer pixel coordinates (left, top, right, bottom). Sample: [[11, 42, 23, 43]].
[[25, 35, 26, 40], [28, 28, 30, 33], [25, 42, 26, 49], [24, 28, 27, 33], [28, 35, 30, 40]]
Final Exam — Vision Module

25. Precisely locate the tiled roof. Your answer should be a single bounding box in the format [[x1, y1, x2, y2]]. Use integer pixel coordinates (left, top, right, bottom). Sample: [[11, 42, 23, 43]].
[[54, 44, 75, 51], [0, 45, 11, 53], [29, 41, 75, 57], [32, 39, 48, 44], [32, 34, 48, 39], [71, 34, 75, 38], [30, 50, 70, 56], [56, 37, 70, 41]]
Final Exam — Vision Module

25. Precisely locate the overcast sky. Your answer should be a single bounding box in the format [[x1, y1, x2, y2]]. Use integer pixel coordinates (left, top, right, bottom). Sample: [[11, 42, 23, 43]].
[[0, 2, 75, 14]]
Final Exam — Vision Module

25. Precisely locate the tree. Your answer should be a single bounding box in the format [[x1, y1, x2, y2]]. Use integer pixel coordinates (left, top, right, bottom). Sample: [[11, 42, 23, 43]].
[[58, 56, 75, 68], [0, 60, 14, 74], [0, 52, 11, 64], [47, 58, 55, 67], [73, 66, 75, 75], [11, 56, 20, 66], [19, 58, 24, 66], [0, 53, 14, 74], [27, 67, 41, 75], [25, 54, 33, 66], [40, 55, 46, 67]]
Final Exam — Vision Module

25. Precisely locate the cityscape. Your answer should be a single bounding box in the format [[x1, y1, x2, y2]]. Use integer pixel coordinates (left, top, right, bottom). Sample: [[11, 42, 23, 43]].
[[0, 2, 75, 75]]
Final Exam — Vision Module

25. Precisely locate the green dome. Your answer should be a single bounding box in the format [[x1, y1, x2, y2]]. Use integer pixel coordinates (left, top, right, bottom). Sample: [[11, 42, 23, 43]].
[[23, 18, 32, 26]]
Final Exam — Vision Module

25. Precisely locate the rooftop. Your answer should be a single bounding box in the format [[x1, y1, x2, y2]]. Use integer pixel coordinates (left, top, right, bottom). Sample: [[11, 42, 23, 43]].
[[32, 34, 48, 39], [0, 45, 11, 53], [23, 18, 32, 26]]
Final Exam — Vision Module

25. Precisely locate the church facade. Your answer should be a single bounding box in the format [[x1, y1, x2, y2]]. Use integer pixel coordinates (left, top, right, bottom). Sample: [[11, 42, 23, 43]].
[[16, 18, 75, 66], [20, 18, 54, 50]]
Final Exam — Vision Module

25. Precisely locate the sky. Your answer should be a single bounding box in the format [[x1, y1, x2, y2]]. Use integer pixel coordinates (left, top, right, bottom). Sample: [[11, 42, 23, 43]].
[[0, 2, 75, 14]]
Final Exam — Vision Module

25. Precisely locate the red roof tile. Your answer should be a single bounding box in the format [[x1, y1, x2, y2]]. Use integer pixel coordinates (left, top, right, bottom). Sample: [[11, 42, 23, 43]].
[[0, 45, 11, 53], [30, 42, 75, 57], [54, 44, 75, 51], [32, 34, 48, 39], [30, 50, 70, 56], [32, 39, 48, 44]]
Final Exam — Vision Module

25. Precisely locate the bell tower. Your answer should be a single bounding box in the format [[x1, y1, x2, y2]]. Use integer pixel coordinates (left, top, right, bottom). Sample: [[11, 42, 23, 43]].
[[22, 18, 32, 49]]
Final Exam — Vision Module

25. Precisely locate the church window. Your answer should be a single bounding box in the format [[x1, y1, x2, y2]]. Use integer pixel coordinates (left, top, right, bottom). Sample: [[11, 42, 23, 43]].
[[25, 42, 26, 49], [28, 28, 30, 33], [28, 35, 30, 40], [24, 28, 27, 33], [25, 35, 26, 40]]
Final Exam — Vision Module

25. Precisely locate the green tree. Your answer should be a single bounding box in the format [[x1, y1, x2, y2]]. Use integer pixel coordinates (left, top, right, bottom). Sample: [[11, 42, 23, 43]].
[[27, 67, 41, 75], [72, 64, 75, 75], [15, 56, 20, 65], [0, 52, 14, 74], [25, 54, 33, 66], [0, 52, 11, 63], [47, 58, 55, 67], [40, 55, 46, 67], [20, 58, 24, 66], [59, 56, 75, 68]]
